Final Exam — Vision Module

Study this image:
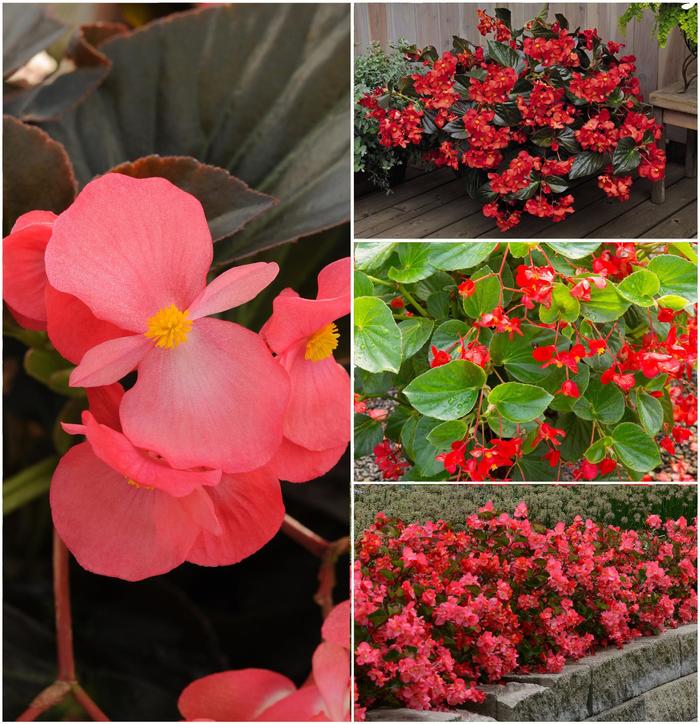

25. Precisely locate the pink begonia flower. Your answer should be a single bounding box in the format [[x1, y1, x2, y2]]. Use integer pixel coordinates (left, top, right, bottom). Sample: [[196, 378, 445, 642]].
[[43, 173, 289, 473], [178, 600, 350, 721], [3, 211, 129, 359], [53, 384, 284, 581], [261, 258, 350, 482], [3, 211, 56, 330]]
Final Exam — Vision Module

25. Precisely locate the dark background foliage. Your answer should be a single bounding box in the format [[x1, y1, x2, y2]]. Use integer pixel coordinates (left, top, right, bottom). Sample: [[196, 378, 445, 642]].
[[4, 3, 350, 720]]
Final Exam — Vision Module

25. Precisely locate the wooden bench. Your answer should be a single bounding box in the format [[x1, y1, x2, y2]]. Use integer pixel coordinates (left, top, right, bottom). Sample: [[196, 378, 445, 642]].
[[649, 79, 697, 204]]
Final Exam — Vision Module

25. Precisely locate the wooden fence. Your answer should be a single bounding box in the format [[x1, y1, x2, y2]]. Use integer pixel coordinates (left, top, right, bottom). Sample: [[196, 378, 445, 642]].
[[354, 3, 692, 100]]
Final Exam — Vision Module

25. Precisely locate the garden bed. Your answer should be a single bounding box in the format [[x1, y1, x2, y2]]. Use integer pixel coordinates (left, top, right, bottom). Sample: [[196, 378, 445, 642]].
[[366, 623, 697, 722]]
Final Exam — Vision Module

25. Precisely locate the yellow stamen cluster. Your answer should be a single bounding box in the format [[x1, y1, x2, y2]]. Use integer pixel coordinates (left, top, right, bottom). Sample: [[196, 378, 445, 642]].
[[305, 323, 340, 362], [127, 478, 154, 491], [145, 304, 192, 349]]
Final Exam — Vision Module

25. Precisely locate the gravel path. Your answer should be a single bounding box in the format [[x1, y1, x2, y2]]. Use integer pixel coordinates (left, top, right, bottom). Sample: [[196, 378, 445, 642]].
[[354, 379, 697, 483]]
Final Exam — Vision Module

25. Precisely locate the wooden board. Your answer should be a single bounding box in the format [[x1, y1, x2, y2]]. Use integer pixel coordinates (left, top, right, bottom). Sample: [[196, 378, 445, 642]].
[[354, 161, 696, 239]]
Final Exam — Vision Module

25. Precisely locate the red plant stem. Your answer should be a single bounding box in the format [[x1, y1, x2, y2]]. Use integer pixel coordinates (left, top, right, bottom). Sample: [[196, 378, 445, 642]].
[[54, 531, 76, 681], [281, 515, 349, 617], [315, 537, 350, 618], [17, 681, 72, 721], [17, 530, 110, 722], [73, 684, 110, 721], [281, 514, 330, 558]]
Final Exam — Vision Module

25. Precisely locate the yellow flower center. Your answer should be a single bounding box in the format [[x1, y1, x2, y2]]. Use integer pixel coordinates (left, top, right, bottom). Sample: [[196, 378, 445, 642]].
[[305, 323, 339, 362], [145, 304, 192, 349], [127, 478, 153, 491]]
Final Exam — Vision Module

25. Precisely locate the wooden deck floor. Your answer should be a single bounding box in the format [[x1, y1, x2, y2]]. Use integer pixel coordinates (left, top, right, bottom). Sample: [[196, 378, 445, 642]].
[[355, 159, 696, 239]]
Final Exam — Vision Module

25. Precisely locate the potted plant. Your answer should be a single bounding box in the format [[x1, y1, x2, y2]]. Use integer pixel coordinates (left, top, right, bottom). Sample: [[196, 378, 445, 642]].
[[358, 7, 667, 231], [355, 41, 414, 193]]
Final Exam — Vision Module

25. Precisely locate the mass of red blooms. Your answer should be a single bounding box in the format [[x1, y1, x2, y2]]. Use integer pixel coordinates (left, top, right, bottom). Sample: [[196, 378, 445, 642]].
[[354, 507, 697, 715], [359, 8, 666, 231], [358, 242, 697, 484]]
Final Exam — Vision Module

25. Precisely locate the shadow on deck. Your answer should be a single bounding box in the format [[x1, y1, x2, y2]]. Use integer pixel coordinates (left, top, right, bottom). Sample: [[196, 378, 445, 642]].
[[355, 159, 696, 239]]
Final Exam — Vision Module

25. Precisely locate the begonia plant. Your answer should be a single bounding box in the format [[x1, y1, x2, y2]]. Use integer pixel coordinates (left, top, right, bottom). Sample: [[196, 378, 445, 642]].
[[354, 241, 697, 482], [354, 506, 697, 715], [3, 6, 351, 720], [358, 7, 667, 231]]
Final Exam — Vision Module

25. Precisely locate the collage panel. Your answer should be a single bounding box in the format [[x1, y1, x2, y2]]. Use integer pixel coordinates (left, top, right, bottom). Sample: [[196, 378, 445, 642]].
[[4, 3, 351, 723], [354, 241, 697, 484], [353, 483, 698, 722], [354, 3, 697, 240]]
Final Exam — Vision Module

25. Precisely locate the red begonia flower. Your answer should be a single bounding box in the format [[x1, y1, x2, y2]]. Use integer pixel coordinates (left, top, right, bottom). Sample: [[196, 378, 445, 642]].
[[3, 210, 56, 329], [557, 380, 580, 398], [458, 279, 476, 298], [261, 258, 350, 481], [44, 174, 289, 473], [178, 600, 350, 721], [52, 385, 284, 580]]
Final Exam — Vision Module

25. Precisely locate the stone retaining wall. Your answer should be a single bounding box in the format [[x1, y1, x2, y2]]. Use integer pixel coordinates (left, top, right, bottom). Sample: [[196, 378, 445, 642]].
[[366, 623, 697, 722]]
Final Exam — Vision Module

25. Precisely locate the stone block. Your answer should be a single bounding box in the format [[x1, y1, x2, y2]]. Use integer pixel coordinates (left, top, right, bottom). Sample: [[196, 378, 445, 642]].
[[462, 680, 586, 721], [585, 695, 647, 721], [366, 708, 495, 722], [643, 673, 697, 722], [675, 624, 698, 676], [501, 663, 591, 721], [588, 631, 681, 714], [586, 672, 697, 722]]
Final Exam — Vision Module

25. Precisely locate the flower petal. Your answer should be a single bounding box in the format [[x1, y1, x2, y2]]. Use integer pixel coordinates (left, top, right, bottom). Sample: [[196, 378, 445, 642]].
[[317, 257, 351, 300], [70, 334, 152, 388], [186, 468, 283, 566], [44, 174, 212, 331], [257, 684, 327, 722], [312, 642, 350, 722], [50, 443, 201, 581], [266, 437, 346, 483], [279, 343, 350, 451], [46, 285, 129, 365], [261, 258, 350, 354], [322, 600, 350, 649], [121, 317, 289, 473], [11, 210, 57, 233], [86, 383, 124, 430], [3, 211, 55, 325], [178, 669, 296, 722], [82, 412, 222, 498], [189, 262, 279, 320]]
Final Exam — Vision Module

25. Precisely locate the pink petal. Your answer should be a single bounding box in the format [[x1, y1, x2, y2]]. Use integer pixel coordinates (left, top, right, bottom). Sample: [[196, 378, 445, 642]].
[[6, 305, 45, 331], [82, 412, 222, 498], [178, 669, 297, 722], [120, 317, 289, 473], [261, 258, 350, 354], [69, 334, 152, 388], [317, 257, 351, 300], [322, 600, 350, 649], [186, 468, 283, 566], [312, 642, 350, 722], [257, 684, 327, 722], [11, 210, 57, 233], [3, 212, 55, 325], [189, 262, 279, 320], [44, 174, 212, 332], [279, 342, 350, 451], [51, 443, 202, 581], [45, 285, 129, 365], [86, 383, 124, 430], [267, 437, 346, 483]]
